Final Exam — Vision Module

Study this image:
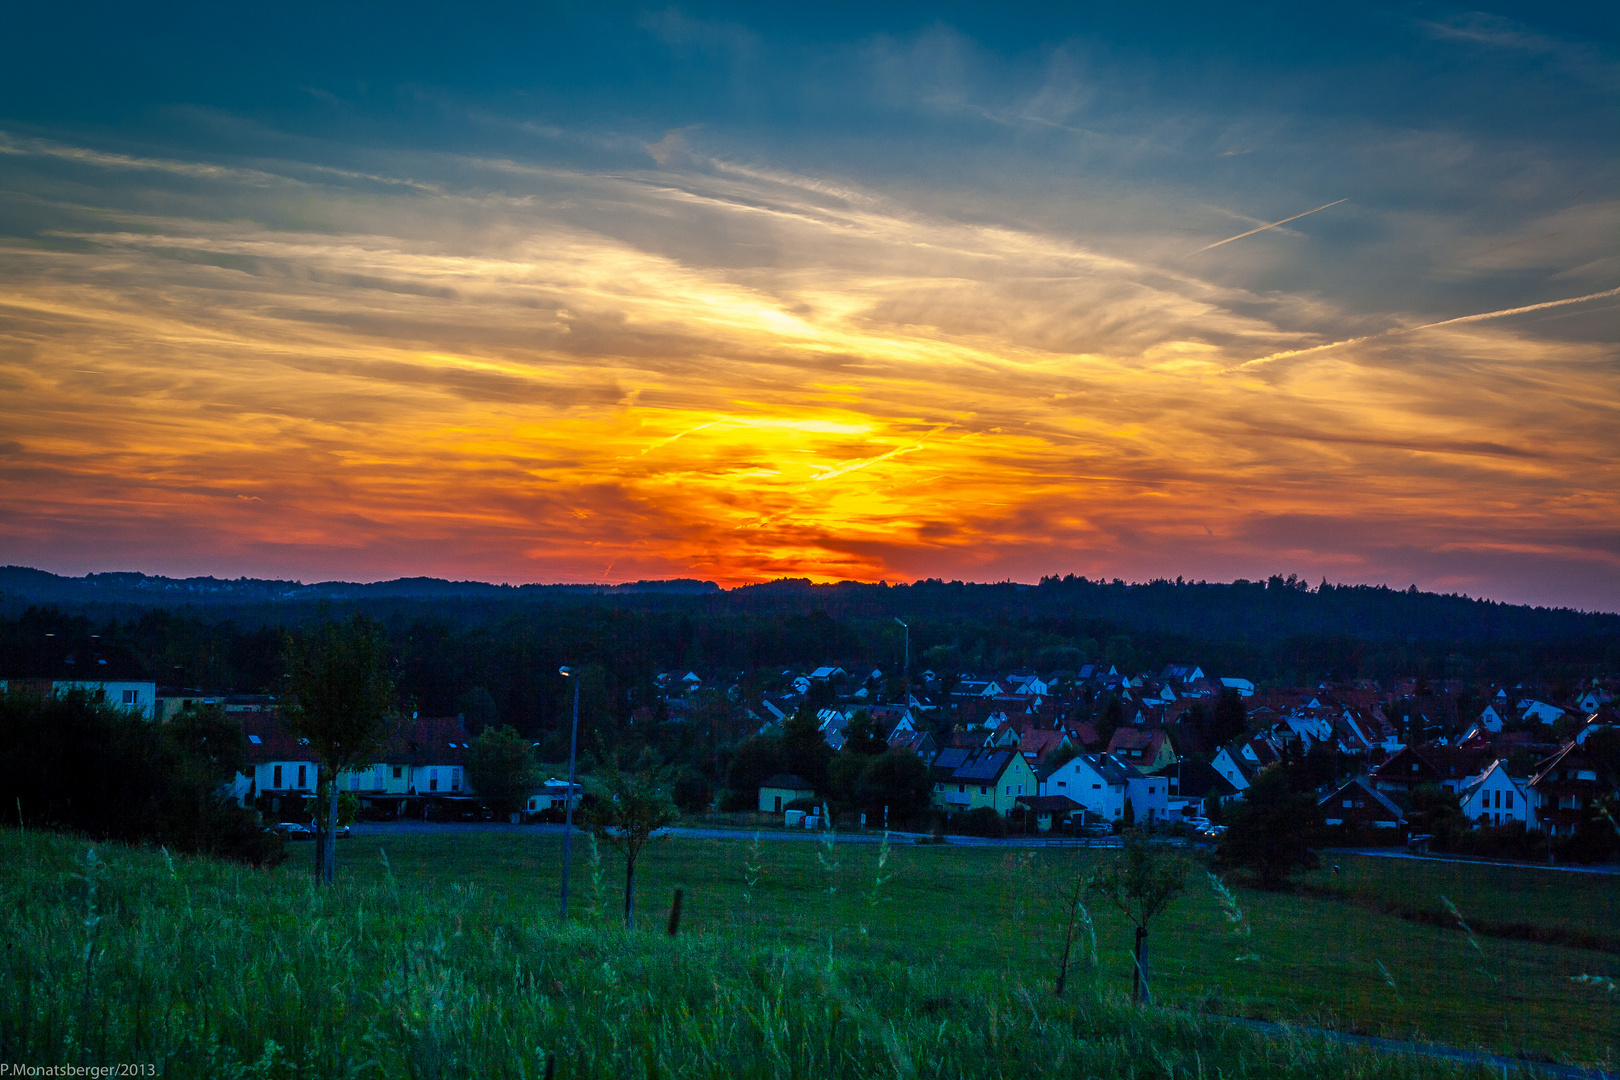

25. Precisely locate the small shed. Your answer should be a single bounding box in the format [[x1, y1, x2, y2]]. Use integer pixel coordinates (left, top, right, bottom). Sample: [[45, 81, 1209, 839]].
[[759, 773, 816, 814]]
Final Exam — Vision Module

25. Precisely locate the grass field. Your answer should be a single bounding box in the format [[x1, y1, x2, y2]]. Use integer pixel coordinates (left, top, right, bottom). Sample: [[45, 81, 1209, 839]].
[[2, 826, 1615, 1077]]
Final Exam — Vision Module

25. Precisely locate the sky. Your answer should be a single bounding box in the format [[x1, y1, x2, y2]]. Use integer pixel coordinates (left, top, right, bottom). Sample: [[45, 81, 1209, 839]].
[[0, 3, 1616, 608]]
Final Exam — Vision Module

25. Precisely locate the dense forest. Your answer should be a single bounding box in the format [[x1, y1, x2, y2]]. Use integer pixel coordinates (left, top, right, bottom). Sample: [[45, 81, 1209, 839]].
[[2, 567, 1615, 762]]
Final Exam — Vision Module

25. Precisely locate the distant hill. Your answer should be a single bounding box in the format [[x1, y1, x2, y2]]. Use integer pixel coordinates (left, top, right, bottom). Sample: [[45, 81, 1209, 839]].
[[0, 567, 720, 606], [0, 566, 1614, 646]]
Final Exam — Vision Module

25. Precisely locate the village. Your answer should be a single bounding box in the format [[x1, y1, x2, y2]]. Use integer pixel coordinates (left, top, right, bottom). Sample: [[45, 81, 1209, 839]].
[[10, 661, 1617, 859]]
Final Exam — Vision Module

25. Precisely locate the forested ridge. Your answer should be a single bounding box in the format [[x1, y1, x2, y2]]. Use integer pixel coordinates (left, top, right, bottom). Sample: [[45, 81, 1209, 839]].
[[3, 567, 1615, 757]]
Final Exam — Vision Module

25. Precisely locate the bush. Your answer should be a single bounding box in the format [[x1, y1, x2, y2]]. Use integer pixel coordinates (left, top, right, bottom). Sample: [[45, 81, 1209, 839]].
[[672, 772, 713, 814], [948, 806, 1007, 838], [0, 688, 284, 865]]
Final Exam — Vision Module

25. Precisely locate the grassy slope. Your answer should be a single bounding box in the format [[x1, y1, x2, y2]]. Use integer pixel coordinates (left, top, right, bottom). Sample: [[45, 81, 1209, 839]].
[[1, 828, 1613, 1078], [337, 830, 1618, 1064]]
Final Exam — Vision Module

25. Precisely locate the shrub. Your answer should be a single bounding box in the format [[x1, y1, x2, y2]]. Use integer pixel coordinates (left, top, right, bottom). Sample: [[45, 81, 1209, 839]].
[[949, 806, 1007, 838]]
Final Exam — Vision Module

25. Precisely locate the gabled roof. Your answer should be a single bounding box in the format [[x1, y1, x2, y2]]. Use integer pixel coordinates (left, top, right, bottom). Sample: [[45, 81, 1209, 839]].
[[760, 773, 814, 791], [1319, 776, 1405, 821]]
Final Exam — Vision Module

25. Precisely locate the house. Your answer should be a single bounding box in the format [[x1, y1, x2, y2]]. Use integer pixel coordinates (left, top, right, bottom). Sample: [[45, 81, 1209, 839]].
[[1319, 777, 1404, 830], [1147, 759, 1239, 818], [1370, 744, 1491, 798], [45, 680, 158, 720], [1456, 760, 1530, 829], [155, 690, 226, 721], [238, 712, 319, 812], [930, 749, 1038, 816], [1161, 664, 1205, 685], [1105, 726, 1176, 771], [1520, 700, 1566, 725], [1526, 741, 1611, 838], [1219, 677, 1255, 697], [524, 778, 583, 818], [333, 716, 473, 814], [1015, 728, 1073, 769], [1211, 744, 1257, 793], [759, 774, 816, 814], [1015, 794, 1083, 832], [887, 729, 937, 759], [809, 666, 846, 682], [1040, 753, 1136, 823]]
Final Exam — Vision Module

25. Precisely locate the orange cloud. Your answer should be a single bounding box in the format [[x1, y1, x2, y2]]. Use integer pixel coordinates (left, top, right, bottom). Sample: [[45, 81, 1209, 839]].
[[0, 134, 1615, 606]]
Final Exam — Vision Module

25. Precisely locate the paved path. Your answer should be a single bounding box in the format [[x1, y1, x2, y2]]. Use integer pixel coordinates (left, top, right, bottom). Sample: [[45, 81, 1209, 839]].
[[1203, 1012, 1616, 1079], [1332, 848, 1620, 876]]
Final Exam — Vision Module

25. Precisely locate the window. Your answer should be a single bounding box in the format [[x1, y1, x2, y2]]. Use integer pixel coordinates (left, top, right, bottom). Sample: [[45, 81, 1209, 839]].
[[248, 734, 261, 744], [297, 765, 307, 788], [392, 765, 403, 779], [122, 689, 138, 705], [1057, 780, 1066, 787], [1505, 791, 1513, 809], [430, 769, 439, 792], [273, 764, 282, 788], [1343, 799, 1353, 808], [1411, 763, 1420, 772], [979, 786, 988, 795], [451, 768, 462, 792], [1092, 783, 1101, 790]]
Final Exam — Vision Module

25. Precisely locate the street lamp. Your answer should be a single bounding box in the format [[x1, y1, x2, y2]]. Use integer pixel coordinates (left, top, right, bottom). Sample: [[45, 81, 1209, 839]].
[[893, 618, 909, 686], [558, 666, 581, 920]]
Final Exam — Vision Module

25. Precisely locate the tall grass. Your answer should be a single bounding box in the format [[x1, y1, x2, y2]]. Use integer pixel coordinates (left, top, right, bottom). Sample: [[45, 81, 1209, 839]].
[[0, 829, 1513, 1079]]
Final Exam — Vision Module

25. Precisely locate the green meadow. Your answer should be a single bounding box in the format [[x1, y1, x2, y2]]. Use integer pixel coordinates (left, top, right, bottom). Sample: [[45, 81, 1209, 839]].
[[2, 827, 1615, 1078]]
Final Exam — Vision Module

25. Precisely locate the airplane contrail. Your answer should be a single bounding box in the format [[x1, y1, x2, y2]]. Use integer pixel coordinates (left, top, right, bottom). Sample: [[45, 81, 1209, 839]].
[[635, 418, 727, 456], [1189, 198, 1349, 255], [1234, 285, 1620, 372]]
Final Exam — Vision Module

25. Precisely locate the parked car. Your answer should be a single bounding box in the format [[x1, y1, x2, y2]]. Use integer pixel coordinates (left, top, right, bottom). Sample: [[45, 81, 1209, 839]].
[[1077, 822, 1113, 837], [274, 821, 351, 839]]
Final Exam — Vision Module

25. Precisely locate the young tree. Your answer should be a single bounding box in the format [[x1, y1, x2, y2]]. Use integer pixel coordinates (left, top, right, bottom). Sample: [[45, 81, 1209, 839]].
[[1085, 834, 1191, 1004], [782, 703, 832, 789], [1214, 766, 1321, 886], [590, 759, 680, 928], [467, 724, 537, 816], [841, 709, 888, 755], [854, 749, 932, 825], [282, 613, 397, 885]]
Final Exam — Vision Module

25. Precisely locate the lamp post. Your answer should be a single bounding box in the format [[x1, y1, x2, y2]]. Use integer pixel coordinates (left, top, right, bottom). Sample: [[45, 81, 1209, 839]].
[[893, 618, 909, 686], [558, 666, 581, 920]]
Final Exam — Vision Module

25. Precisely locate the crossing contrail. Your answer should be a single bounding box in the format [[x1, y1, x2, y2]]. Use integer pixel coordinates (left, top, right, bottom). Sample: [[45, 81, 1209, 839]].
[[1234, 285, 1620, 371], [1190, 198, 1348, 255]]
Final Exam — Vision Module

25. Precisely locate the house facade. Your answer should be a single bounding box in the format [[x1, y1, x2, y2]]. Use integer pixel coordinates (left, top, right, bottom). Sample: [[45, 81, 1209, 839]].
[[1456, 760, 1531, 828], [931, 749, 1038, 816]]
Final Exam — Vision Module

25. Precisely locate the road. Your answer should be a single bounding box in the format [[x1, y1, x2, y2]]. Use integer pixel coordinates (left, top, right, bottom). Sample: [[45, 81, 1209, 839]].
[[345, 820, 1134, 849]]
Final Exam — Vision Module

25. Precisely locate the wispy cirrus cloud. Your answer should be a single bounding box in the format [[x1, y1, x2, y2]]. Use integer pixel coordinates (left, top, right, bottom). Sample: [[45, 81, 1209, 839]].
[[0, 106, 1614, 605]]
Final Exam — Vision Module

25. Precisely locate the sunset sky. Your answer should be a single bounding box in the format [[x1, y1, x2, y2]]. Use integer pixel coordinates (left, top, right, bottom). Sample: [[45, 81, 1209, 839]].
[[1, 3, 1615, 608]]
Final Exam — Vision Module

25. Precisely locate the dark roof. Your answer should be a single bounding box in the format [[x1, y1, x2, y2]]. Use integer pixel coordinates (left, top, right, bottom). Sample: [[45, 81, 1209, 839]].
[[381, 717, 470, 766], [951, 750, 1017, 783], [1146, 759, 1237, 800], [930, 747, 974, 775], [1319, 776, 1405, 820], [238, 712, 315, 764], [760, 774, 814, 791], [1016, 794, 1083, 813]]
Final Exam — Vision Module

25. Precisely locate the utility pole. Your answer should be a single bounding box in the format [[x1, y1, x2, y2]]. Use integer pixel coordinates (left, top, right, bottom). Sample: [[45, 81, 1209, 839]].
[[559, 667, 581, 920]]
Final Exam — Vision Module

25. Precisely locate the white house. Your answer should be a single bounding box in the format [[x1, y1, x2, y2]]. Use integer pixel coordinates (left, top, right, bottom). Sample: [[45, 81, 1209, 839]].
[[1040, 753, 1165, 823], [1211, 745, 1258, 792], [1477, 704, 1508, 732], [1219, 677, 1255, 697], [1456, 760, 1531, 829], [50, 680, 158, 720]]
